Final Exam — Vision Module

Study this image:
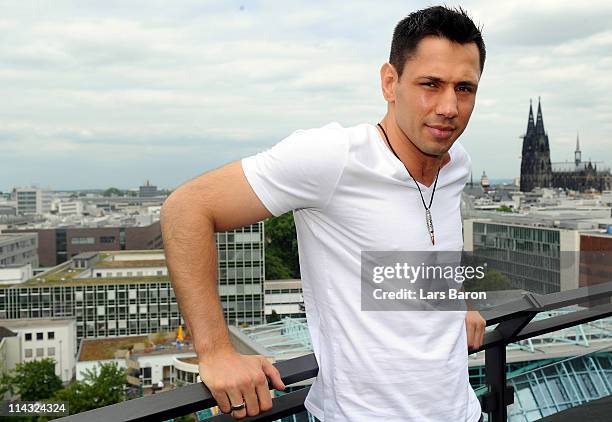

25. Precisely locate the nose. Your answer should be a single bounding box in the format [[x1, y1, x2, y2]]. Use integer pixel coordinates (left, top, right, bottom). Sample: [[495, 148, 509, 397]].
[[435, 88, 459, 119]]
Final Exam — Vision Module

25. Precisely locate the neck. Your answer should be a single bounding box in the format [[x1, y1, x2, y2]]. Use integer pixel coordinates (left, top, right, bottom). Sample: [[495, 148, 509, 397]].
[[378, 114, 449, 186]]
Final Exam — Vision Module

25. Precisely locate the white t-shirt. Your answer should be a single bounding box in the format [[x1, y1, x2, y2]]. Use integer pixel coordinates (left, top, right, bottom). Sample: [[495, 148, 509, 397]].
[[242, 122, 482, 422]]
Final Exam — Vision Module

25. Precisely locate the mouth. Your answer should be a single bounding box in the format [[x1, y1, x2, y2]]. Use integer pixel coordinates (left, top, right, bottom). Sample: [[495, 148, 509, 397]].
[[425, 124, 455, 140]]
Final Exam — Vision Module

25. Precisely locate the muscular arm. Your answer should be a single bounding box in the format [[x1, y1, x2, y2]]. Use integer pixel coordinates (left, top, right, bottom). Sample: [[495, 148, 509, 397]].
[[161, 160, 283, 418]]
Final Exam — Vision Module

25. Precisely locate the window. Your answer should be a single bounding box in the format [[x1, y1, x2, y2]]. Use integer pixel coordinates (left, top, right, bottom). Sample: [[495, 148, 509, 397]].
[[36, 332, 43, 340], [71, 236, 95, 245], [25, 348, 32, 358], [100, 236, 116, 244], [47, 347, 55, 356], [47, 331, 55, 340], [36, 348, 44, 357], [25, 333, 32, 341]]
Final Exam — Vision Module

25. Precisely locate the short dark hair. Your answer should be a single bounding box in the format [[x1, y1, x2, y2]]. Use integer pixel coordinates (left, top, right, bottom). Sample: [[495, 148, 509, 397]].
[[390, 6, 486, 78]]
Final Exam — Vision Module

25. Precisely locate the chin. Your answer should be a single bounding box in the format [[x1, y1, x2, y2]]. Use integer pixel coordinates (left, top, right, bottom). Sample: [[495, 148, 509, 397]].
[[422, 143, 450, 157]]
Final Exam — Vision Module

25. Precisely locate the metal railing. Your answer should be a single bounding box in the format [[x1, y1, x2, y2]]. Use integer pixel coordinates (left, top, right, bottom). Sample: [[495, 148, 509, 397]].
[[56, 281, 612, 422]]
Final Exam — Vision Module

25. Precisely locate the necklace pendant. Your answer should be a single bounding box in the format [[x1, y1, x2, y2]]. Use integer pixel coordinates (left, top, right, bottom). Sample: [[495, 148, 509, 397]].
[[425, 209, 435, 246]]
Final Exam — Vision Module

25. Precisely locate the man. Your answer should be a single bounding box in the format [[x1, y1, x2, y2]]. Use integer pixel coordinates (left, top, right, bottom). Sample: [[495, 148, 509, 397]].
[[161, 5, 486, 421]]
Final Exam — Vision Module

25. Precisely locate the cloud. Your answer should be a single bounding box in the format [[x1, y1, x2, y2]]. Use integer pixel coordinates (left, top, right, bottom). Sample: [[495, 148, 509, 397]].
[[0, 0, 611, 189]]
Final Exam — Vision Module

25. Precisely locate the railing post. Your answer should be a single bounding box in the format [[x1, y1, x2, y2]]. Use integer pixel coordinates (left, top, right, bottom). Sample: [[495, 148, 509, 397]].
[[483, 343, 513, 422], [481, 311, 537, 421]]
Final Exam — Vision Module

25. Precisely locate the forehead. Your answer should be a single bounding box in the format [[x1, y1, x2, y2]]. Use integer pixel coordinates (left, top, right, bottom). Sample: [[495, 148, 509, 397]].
[[404, 36, 480, 83]]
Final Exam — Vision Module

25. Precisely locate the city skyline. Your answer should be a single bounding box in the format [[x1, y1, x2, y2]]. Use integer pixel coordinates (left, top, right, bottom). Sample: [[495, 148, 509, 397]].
[[1, 0, 611, 190]]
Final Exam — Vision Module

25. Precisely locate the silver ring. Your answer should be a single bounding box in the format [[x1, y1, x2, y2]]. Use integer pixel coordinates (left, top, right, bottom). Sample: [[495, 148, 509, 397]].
[[230, 401, 246, 411]]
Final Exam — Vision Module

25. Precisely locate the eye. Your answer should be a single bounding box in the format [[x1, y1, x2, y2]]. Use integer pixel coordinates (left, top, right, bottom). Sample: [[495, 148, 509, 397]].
[[457, 85, 474, 93], [421, 82, 436, 88]]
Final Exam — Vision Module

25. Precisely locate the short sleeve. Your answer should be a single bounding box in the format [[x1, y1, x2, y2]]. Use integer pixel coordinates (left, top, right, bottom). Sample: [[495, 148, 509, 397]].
[[241, 122, 349, 216]]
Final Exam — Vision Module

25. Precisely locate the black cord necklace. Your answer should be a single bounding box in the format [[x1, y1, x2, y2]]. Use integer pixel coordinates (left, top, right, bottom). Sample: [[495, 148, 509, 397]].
[[377, 123, 440, 246]]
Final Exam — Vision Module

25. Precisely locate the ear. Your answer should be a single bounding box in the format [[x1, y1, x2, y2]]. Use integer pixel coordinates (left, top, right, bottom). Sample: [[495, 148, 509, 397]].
[[380, 62, 398, 103]]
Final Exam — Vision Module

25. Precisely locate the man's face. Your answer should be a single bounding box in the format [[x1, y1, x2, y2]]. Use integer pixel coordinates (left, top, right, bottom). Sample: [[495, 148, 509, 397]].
[[390, 36, 480, 156]]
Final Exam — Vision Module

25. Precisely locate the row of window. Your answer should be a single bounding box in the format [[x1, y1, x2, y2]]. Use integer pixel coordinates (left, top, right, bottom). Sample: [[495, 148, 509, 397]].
[[95, 270, 166, 278], [24, 347, 55, 358], [24, 331, 55, 341], [218, 249, 263, 261], [66, 234, 118, 245], [265, 289, 302, 294], [0, 239, 36, 255]]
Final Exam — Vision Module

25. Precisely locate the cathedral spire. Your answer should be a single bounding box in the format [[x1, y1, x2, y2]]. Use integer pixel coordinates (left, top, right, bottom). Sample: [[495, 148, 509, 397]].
[[575, 132, 582, 166], [535, 96, 545, 135], [526, 98, 535, 135]]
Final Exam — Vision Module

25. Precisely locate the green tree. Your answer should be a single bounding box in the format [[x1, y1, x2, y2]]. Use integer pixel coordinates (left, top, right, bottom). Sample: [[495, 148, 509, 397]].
[[103, 187, 124, 197], [265, 212, 300, 279], [0, 371, 13, 397], [6, 359, 62, 401], [83, 361, 126, 406], [52, 361, 127, 415], [464, 269, 513, 292], [265, 254, 292, 280]]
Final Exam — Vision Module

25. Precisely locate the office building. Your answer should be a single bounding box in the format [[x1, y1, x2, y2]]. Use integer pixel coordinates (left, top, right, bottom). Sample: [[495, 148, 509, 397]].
[[463, 216, 579, 294], [0, 233, 38, 268], [0, 223, 265, 341], [5, 221, 163, 267], [14, 187, 52, 215], [139, 181, 159, 198]]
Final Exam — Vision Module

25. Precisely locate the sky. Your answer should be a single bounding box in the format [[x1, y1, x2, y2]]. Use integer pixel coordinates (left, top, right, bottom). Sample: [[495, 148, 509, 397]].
[[1, 0, 611, 190]]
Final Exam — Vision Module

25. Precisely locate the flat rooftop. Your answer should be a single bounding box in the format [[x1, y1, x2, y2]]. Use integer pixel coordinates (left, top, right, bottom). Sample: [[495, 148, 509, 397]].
[[1, 250, 171, 288], [0, 318, 75, 328], [78, 334, 194, 361], [78, 335, 149, 361]]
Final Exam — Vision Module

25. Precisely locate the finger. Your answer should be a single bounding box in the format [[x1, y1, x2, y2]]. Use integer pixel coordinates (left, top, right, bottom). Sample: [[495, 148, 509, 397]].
[[479, 321, 486, 349], [466, 322, 476, 349], [256, 379, 273, 413], [262, 359, 285, 390], [211, 389, 232, 415], [241, 383, 260, 417], [227, 387, 247, 420]]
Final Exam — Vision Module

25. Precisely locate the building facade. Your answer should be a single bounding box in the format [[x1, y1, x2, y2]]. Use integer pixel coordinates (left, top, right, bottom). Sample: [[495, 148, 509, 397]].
[[5, 221, 163, 267], [463, 218, 580, 294], [57, 201, 84, 217], [264, 279, 305, 319], [14, 187, 52, 215], [0, 318, 77, 382], [0, 223, 265, 341], [138, 181, 159, 198], [0, 233, 38, 268]]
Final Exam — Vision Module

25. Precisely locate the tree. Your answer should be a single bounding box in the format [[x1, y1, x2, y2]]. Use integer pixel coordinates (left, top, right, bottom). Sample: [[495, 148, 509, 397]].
[[265, 212, 300, 279], [52, 361, 126, 415], [103, 187, 123, 197], [464, 269, 513, 292], [5, 359, 62, 401], [0, 371, 13, 397], [265, 254, 292, 280]]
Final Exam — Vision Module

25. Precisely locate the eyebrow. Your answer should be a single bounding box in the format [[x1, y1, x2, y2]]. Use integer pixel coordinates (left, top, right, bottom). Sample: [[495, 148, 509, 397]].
[[420, 75, 478, 89]]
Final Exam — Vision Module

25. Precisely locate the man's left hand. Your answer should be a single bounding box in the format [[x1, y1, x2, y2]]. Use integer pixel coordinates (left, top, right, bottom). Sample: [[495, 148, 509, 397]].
[[465, 310, 486, 351]]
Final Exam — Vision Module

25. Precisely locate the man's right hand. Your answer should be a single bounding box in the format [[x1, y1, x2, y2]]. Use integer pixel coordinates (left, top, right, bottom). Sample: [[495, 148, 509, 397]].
[[199, 347, 286, 420]]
